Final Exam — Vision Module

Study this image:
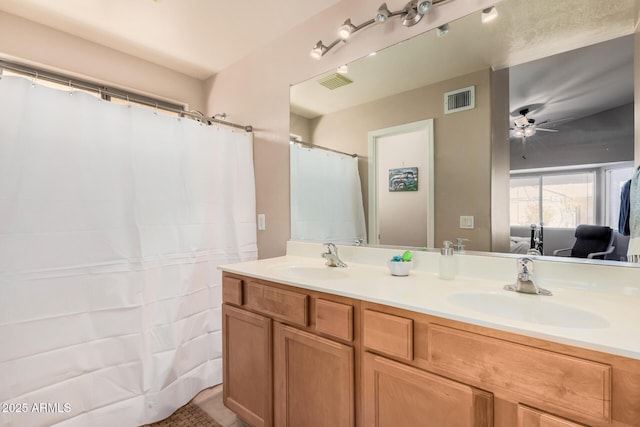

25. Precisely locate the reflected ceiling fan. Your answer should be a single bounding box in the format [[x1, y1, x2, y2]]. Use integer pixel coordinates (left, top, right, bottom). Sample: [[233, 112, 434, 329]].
[[510, 108, 559, 138]]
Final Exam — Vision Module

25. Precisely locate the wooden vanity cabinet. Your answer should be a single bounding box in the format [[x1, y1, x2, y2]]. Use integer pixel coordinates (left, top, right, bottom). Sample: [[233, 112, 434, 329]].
[[361, 301, 640, 427], [222, 304, 272, 427], [222, 273, 358, 427], [222, 273, 640, 427]]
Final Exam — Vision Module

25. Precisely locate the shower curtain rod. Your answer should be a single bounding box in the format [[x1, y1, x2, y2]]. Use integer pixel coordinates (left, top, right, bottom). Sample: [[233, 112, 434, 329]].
[[291, 138, 357, 158], [0, 59, 253, 132]]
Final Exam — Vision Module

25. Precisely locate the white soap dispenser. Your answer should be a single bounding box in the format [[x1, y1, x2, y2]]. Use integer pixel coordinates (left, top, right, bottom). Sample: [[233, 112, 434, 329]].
[[439, 240, 456, 280]]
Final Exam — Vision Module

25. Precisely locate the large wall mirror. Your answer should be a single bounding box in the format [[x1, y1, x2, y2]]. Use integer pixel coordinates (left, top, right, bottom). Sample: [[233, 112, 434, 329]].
[[289, 0, 639, 265]]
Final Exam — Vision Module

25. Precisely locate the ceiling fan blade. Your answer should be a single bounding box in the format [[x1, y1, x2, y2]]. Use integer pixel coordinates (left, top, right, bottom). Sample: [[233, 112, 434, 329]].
[[537, 117, 576, 127], [536, 128, 559, 132]]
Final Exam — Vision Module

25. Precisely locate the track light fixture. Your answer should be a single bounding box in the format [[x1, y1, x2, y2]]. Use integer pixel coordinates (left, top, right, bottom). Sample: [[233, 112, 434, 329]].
[[481, 6, 499, 23], [338, 19, 356, 39], [417, 0, 433, 15], [375, 3, 391, 23], [310, 0, 446, 59], [437, 23, 449, 37], [310, 41, 326, 59]]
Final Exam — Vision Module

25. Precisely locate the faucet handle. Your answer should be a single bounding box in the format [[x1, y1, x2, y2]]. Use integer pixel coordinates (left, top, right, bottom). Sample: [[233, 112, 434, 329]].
[[323, 242, 337, 254], [517, 257, 533, 276], [454, 238, 469, 252]]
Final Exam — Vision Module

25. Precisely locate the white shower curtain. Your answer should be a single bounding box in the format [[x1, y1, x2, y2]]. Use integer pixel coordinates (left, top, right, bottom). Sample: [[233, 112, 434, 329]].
[[0, 76, 257, 426], [290, 144, 366, 244]]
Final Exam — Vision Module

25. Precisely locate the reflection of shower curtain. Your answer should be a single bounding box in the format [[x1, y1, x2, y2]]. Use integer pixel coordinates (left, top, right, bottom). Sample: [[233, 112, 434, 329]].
[[290, 144, 366, 244], [0, 76, 257, 426]]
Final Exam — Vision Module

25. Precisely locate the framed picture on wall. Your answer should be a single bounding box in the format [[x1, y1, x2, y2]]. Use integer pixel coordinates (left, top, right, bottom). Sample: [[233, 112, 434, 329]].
[[389, 167, 418, 192]]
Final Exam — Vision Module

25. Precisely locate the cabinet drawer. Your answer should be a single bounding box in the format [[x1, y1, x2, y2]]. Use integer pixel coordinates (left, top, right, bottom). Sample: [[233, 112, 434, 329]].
[[518, 405, 586, 427], [222, 276, 243, 305], [315, 299, 353, 342], [244, 281, 309, 327], [428, 325, 611, 423], [363, 310, 413, 362]]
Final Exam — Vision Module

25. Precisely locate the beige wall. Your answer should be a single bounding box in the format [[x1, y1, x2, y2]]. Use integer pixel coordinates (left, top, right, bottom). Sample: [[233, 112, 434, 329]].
[[289, 113, 312, 142], [490, 68, 511, 253], [309, 69, 493, 251], [206, 0, 499, 258], [0, 11, 205, 111]]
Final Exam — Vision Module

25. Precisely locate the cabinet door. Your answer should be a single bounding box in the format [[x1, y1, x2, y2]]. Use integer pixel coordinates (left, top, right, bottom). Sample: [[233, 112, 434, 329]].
[[518, 405, 587, 427], [274, 322, 354, 427], [222, 304, 272, 427], [363, 352, 493, 427]]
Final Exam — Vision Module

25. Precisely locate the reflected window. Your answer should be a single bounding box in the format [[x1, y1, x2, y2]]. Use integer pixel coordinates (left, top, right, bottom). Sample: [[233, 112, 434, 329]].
[[510, 165, 634, 228], [511, 172, 595, 227]]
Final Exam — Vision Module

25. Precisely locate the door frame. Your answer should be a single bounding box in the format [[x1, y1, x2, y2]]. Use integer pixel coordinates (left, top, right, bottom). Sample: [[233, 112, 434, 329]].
[[367, 119, 435, 247]]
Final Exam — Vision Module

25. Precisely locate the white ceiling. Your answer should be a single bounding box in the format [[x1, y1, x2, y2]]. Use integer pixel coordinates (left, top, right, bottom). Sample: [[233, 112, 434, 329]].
[[0, 0, 341, 80]]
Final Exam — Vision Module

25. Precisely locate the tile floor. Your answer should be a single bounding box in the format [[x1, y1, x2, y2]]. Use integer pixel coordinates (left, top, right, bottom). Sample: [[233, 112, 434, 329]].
[[192, 385, 249, 427]]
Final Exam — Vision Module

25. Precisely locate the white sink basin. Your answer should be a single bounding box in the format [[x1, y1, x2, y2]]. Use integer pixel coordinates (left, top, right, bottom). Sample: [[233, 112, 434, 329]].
[[448, 291, 609, 329], [274, 265, 348, 280]]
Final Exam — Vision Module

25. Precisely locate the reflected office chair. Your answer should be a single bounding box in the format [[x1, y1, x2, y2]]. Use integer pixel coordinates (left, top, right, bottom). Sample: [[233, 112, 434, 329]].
[[553, 225, 615, 260]]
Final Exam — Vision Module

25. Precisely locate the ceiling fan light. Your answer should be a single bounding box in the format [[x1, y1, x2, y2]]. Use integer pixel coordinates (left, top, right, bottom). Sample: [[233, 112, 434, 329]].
[[514, 128, 525, 138], [524, 126, 536, 137], [375, 3, 390, 23], [417, 0, 432, 15], [338, 19, 355, 40], [481, 6, 498, 23], [513, 115, 529, 127]]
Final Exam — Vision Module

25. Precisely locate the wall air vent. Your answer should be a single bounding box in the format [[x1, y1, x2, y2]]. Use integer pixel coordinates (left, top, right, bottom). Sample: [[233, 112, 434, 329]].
[[444, 86, 475, 114], [317, 73, 353, 90]]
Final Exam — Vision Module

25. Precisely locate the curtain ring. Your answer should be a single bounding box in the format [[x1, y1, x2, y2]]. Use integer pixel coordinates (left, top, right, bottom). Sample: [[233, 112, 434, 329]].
[[32, 72, 38, 88], [68, 80, 73, 96]]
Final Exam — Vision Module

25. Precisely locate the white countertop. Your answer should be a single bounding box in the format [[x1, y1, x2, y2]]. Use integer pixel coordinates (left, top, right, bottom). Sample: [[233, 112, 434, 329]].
[[219, 242, 640, 360]]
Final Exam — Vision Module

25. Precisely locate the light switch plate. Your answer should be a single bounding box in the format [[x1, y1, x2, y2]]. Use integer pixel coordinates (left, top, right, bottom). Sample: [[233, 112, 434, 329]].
[[257, 214, 266, 230], [459, 215, 474, 229]]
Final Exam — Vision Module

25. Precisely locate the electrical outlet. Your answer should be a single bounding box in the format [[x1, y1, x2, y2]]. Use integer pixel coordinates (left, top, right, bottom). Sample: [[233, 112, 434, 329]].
[[257, 214, 266, 230], [459, 215, 474, 229]]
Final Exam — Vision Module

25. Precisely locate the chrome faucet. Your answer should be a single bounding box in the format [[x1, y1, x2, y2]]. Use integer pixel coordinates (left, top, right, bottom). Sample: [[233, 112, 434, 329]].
[[504, 257, 552, 295], [322, 243, 347, 267]]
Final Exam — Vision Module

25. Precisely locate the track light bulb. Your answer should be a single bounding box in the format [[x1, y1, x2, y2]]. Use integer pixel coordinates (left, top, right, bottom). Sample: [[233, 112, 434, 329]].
[[417, 0, 432, 15], [310, 41, 325, 60], [338, 19, 355, 40], [375, 3, 390, 23]]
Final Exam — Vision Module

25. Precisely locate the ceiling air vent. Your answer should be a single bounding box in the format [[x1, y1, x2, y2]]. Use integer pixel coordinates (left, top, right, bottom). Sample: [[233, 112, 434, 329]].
[[317, 73, 353, 90], [444, 86, 475, 114]]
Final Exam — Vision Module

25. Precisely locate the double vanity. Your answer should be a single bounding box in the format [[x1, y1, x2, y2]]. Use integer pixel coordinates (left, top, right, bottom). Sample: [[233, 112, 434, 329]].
[[219, 242, 640, 427]]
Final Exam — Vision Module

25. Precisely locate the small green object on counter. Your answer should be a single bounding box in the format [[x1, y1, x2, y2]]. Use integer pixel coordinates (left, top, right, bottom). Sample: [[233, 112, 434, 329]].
[[401, 250, 412, 262]]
